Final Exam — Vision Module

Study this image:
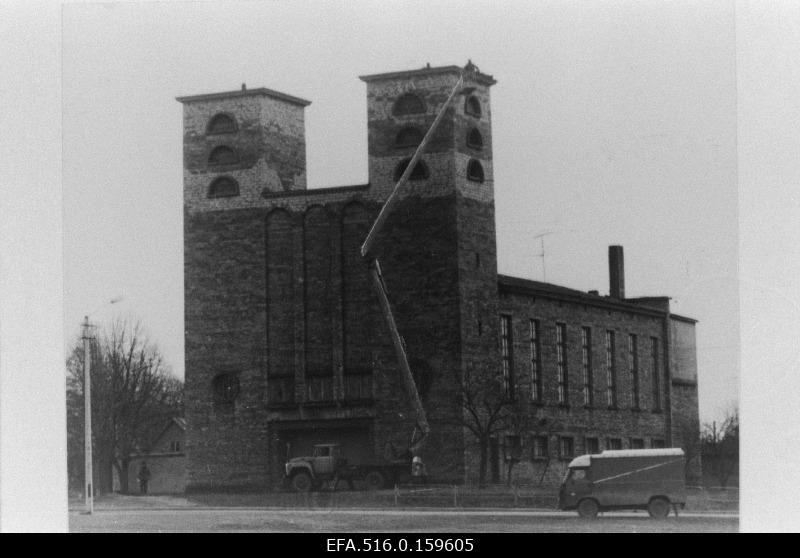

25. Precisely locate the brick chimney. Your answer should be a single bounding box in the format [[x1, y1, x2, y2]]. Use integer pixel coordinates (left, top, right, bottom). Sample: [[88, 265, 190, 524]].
[[609, 245, 625, 299]]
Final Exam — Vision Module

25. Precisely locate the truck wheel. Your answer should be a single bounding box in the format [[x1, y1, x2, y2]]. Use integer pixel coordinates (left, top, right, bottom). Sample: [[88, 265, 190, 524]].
[[291, 471, 313, 492], [364, 470, 386, 490], [647, 497, 671, 519], [577, 498, 599, 519]]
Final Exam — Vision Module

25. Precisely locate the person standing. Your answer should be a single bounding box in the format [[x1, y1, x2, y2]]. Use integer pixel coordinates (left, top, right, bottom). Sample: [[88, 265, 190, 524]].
[[137, 462, 152, 495]]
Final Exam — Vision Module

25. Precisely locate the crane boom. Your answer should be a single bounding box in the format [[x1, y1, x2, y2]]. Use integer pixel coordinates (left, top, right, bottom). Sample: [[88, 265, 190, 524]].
[[369, 259, 430, 450], [361, 65, 475, 455]]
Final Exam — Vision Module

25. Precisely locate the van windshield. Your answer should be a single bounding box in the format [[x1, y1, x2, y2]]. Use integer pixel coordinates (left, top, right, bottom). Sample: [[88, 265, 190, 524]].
[[567, 468, 588, 482]]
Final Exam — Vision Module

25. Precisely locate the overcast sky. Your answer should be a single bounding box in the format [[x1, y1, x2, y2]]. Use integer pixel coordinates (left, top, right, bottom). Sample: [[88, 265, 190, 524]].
[[61, 0, 739, 424]]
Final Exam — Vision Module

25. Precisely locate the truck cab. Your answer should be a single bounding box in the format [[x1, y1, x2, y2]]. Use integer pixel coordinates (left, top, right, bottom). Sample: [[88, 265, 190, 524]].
[[285, 443, 348, 491], [558, 448, 687, 519]]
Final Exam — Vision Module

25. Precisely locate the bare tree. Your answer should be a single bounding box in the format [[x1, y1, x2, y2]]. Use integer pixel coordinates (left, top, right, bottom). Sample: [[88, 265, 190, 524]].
[[66, 318, 183, 494], [449, 366, 514, 488], [701, 405, 739, 488]]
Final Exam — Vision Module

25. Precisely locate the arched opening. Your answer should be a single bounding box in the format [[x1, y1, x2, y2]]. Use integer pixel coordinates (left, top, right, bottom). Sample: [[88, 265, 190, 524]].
[[467, 128, 483, 150], [392, 93, 425, 116], [394, 158, 429, 182], [206, 113, 237, 135], [465, 95, 482, 118], [395, 127, 424, 148], [212, 373, 240, 404], [467, 159, 485, 183], [208, 145, 239, 166], [208, 176, 240, 198]]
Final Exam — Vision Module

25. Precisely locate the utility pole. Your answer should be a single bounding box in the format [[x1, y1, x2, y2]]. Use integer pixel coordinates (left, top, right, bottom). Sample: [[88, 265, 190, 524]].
[[82, 315, 94, 515]]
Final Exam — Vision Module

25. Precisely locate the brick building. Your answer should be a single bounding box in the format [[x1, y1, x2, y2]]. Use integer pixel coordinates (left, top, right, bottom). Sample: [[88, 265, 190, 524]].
[[178, 63, 700, 490]]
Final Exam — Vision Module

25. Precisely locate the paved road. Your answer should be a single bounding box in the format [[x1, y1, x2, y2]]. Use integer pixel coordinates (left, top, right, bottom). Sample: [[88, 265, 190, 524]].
[[69, 508, 738, 533]]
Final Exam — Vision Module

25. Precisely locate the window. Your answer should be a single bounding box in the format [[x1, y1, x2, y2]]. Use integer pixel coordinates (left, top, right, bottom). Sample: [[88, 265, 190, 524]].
[[395, 127, 423, 148], [581, 327, 593, 407], [268, 375, 294, 405], [606, 437, 622, 450], [393, 158, 429, 181], [467, 128, 483, 149], [393, 93, 425, 116], [207, 113, 237, 134], [651, 337, 661, 411], [531, 436, 549, 459], [556, 323, 568, 405], [465, 95, 482, 117], [630, 438, 645, 450], [466, 159, 485, 183], [500, 315, 514, 399], [504, 435, 522, 461], [529, 319, 542, 403], [343, 371, 373, 401], [651, 439, 666, 449], [208, 145, 239, 166], [208, 176, 239, 198], [606, 330, 617, 408], [559, 436, 574, 459], [213, 373, 240, 404], [169, 441, 181, 453], [585, 437, 600, 454], [629, 334, 640, 409]]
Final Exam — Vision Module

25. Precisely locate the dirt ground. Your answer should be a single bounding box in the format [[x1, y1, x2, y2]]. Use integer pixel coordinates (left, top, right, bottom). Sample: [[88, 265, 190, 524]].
[[68, 507, 738, 533], [67, 487, 738, 533]]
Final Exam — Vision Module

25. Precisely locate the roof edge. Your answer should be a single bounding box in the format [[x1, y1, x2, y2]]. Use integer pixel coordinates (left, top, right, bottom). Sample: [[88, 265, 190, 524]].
[[359, 64, 497, 86], [176, 87, 311, 107]]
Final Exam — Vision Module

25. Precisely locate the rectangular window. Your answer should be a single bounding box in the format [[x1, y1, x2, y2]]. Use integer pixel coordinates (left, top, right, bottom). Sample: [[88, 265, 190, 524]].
[[530, 319, 542, 402], [585, 437, 600, 454], [581, 326, 593, 407], [500, 315, 514, 399], [651, 337, 661, 411], [531, 436, 549, 460], [606, 437, 622, 450], [169, 441, 181, 453], [267, 376, 295, 405], [630, 438, 645, 449], [651, 439, 666, 449], [504, 435, 522, 461], [556, 323, 569, 405], [559, 436, 574, 459], [629, 334, 640, 409], [605, 330, 617, 408]]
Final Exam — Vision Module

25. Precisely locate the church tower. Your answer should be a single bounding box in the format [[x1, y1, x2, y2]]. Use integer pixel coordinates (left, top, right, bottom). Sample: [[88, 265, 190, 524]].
[[359, 63, 501, 480]]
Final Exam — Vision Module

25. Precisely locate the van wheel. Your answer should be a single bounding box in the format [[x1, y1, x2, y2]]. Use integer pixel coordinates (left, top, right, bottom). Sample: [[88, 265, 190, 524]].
[[577, 498, 599, 519], [648, 497, 671, 519], [291, 471, 313, 492], [365, 470, 386, 490]]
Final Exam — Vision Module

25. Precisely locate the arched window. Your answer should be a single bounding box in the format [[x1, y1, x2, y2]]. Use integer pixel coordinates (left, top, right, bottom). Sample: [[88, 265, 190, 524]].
[[207, 113, 237, 135], [208, 145, 239, 166], [467, 159, 485, 183], [213, 373, 240, 403], [394, 158, 429, 182], [392, 93, 425, 116], [208, 176, 240, 198], [465, 95, 482, 118], [395, 127, 424, 148], [467, 128, 483, 150]]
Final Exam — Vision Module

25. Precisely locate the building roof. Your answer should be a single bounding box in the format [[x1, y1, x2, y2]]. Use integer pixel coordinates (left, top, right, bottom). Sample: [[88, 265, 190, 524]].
[[261, 183, 370, 200], [497, 274, 697, 323], [359, 63, 497, 86], [176, 87, 311, 107]]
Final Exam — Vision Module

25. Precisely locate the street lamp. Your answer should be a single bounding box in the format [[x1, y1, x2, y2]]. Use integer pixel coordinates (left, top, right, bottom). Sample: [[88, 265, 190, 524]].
[[82, 296, 122, 514]]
